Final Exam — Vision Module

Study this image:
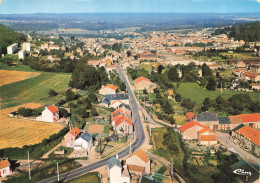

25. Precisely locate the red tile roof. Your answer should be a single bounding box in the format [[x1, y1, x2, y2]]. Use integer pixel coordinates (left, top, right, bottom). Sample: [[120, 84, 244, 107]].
[[132, 149, 149, 162], [239, 113, 260, 123], [185, 112, 195, 120], [235, 126, 260, 146], [115, 116, 132, 126], [242, 71, 258, 78], [229, 115, 242, 124], [106, 84, 118, 91], [198, 128, 211, 135], [111, 109, 130, 117], [135, 76, 152, 84], [0, 159, 11, 169], [200, 135, 217, 142], [69, 127, 81, 137], [47, 105, 59, 114], [179, 121, 208, 132], [127, 164, 145, 174]]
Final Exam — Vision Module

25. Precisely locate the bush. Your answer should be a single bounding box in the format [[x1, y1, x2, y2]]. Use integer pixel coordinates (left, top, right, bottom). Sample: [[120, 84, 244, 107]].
[[48, 89, 58, 97]]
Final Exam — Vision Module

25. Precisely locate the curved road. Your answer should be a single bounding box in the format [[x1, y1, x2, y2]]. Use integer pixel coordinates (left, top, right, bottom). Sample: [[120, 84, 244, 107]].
[[38, 64, 145, 183]]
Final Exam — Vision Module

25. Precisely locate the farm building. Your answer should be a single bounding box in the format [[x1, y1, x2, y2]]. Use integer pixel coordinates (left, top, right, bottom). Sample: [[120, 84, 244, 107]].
[[36, 104, 59, 122], [0, 159, 11, 177]]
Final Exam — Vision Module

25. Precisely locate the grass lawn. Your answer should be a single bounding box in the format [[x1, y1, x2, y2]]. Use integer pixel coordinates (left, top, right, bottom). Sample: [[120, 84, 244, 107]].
[[0, 72, 71, 109], [173, 82, 259, 108], [0, 62, 37, 72], [67, 172, 101, 183]]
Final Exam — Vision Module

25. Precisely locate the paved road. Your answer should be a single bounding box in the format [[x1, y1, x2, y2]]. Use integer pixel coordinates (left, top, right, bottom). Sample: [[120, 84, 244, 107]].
[[38, 64, 145, 183], [216, 132, 260, 165]]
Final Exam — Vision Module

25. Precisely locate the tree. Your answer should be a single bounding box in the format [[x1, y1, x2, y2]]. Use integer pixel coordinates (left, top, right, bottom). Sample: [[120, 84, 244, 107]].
[[66, 89, 77, 101], [175, 94, 181, 102], [168, 67, 179, 81], [206, 77, 217, 91], [18, 107, 32, 117], [48, 89, 58, 97], [143, 89, 148, 94], [202, 63, 212, 78], [126, 51, 131, 57], [91, 107, 98, 116], [59, 108, 70, 118], [201, 105, 209, 112], [157, 65, 164, 74], [88, 91, 97, 103], [169, 116, 176, 126], [181, 99, 196, 110]]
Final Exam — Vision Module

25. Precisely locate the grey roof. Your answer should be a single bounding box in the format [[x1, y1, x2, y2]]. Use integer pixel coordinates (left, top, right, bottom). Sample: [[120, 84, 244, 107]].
[[100, 97, 110, 105], [80, 132, 92, 142], [108, 157, 121, 169], [197, 112, 218, 122], [104, 94, 129, 101], [218, 117, 231, 124], [118, 103, 131, 110], [232, 124, 245, 132]]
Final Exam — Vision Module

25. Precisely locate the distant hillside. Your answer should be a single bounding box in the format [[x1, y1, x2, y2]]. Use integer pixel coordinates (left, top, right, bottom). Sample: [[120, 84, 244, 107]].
[[0, 24, 26, 56], [213, 21, 260, 42]]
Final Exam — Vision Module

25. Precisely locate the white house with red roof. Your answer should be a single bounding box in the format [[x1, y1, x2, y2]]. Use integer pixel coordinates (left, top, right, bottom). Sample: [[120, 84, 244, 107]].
[[41, 104, 59, 122], [198, 131, 218, 146], [99, 84, 118, 95], [126, 149, 150, 175], [110, 100, 123, 109], [0, 159, 11, 177], [36, 104, 59, 122], [112, 115, 133, 134], [134, 76, 156, 92], [64, 127, 81, 147]]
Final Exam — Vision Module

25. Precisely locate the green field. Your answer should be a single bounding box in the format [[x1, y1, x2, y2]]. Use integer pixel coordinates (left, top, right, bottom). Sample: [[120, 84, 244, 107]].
[[174, 82, 260, 107], [0, 72, 71, 109], [0, 62, 37, 72], [67, 172, 101, 183]]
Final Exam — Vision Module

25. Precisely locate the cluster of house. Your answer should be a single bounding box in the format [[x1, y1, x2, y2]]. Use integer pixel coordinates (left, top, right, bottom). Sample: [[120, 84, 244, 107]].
[[108, 149, 150, 183], [6, 42, 30, 59], [64, 127, 93, 155], [99, 84, 133, 135], [232, 58, 260, 90], [134, 76, 157, 92], [181, 112, 260, 154]]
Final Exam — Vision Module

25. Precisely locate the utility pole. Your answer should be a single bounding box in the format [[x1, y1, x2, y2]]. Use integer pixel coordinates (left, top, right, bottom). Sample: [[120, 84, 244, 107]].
[[57, 162, 60, 182], [171, 157, 174, 181], [149, 111, 152, 136], [28, 150, 31, 180], [221, 82, 223, 94]]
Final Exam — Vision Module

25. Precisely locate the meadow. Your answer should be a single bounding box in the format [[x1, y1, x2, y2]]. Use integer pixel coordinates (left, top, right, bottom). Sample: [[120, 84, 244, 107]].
[[173, 82, 259, 107], [0, 71, 71, 109]]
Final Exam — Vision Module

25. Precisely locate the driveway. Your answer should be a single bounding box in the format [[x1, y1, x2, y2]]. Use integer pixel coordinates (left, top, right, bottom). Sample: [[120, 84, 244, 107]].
[[215, 132, 260, 164]]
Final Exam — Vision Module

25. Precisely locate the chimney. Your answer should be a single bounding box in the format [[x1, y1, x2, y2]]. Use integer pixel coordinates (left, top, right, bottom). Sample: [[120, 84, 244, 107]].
[[116, 154, 118, 159]]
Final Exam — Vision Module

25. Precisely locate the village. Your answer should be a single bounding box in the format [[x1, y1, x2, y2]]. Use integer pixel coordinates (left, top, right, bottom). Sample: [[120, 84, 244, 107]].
[[0, 21, 260, 183]]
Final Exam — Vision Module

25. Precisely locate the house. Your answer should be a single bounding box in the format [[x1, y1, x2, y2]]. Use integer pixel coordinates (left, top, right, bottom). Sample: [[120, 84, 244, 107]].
[[179, 121, 210, 141], [195, 112, 219, 130], [74, 132, 93, 154], [99, 84, 118, 95], [110, 100, 123, 109], [37, 104, 59, 122], [126, 149, 150, 175], [111, 109, 131, 119], [0, 159, 11, 177], [241, 71, 260, 82], [103, 94, 129, 106], [116, 103, 131, 112], [231, 125, 260, 156], [64, 127, 81, 147], [251, 83, 260, 90], [236, 61, 247, 69], [106, 65, 117, 74], [218, 116, 233, 130], [185, 112, 195, 121], [229, 113, 260, 129], [112, 115, 133, 134], [168, 89, 174, 99], [108, 156, 130, 183], [198, 131, 218, 146], [134, 76, 157, 92]]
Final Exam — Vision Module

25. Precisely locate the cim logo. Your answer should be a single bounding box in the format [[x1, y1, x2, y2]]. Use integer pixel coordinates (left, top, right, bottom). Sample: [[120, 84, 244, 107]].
[[233, 169, 252, 176]]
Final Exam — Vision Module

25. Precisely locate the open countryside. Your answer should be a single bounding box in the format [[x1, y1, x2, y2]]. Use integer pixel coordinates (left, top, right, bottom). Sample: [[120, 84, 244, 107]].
[[0, 103, 64, 148]]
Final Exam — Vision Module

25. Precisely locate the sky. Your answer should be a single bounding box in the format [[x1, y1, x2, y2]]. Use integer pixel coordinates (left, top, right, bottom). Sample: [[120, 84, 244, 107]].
[[0, 0, 259, 14]]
